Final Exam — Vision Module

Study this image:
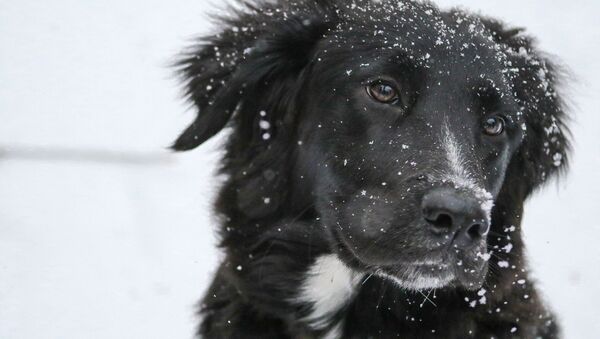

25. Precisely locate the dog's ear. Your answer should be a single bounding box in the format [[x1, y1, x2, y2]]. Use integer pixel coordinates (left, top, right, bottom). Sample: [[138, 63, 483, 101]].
[[172, 1, 336, 151], [480, 18, 571, 196]]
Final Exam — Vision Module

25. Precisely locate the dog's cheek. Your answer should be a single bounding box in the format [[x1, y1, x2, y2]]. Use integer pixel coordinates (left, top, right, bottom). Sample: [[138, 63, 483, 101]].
[[333, 191, 418, 264]]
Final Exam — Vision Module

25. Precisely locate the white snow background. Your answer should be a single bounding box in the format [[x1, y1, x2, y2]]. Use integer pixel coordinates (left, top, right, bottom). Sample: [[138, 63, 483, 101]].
[[0, 0, 598, 338]]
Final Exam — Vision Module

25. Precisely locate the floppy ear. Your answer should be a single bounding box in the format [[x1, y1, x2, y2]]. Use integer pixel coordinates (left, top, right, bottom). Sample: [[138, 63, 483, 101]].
[[480, 18, 571, 197], [172, 1, 337, 219], [172, 1, 336, 151]]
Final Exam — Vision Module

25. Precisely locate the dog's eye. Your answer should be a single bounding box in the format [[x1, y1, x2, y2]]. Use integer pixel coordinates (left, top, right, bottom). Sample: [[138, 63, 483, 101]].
[[367, 81, 399, 104], [482, 116, 505, 136]]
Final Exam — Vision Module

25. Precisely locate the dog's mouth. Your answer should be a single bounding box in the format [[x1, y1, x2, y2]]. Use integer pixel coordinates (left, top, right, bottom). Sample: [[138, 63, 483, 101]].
[[333, 230, 488, 291]]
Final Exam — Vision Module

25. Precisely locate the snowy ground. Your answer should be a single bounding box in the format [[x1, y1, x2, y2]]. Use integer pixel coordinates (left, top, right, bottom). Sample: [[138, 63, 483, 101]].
[[0, 1, 598, 338]]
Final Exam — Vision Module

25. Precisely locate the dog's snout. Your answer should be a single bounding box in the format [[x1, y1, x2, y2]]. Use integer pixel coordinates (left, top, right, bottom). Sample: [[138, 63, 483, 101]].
[[422, 187, 489, 248]]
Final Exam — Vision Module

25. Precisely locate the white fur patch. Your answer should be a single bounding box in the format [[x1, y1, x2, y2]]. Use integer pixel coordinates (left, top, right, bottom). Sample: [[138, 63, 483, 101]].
[[443, 123, 473, 186], [441, 123, 494, 225], [322, 321, 344, 339], [295, 254, 362, 331]]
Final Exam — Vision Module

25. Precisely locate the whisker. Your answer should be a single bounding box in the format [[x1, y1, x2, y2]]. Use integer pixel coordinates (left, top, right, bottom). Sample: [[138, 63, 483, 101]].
[[419, 289, 437, 308], [362, 272, 374, 285]]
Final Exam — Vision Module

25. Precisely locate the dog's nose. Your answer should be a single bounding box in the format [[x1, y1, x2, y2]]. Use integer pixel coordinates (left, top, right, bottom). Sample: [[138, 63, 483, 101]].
[[421, 187, 489, 248]]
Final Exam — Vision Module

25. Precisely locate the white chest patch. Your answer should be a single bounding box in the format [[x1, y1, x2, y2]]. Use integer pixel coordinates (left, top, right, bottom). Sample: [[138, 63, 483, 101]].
[[295, 254, 362, 331]]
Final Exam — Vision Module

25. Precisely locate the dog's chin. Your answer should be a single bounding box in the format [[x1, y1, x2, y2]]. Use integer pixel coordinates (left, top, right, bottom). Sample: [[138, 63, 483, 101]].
[[375, 264, 455, 290], [375, 260, 488, 291]]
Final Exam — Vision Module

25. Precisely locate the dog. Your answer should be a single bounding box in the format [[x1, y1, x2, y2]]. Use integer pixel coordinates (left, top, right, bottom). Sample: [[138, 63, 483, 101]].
[[172, 0, 570, 338]]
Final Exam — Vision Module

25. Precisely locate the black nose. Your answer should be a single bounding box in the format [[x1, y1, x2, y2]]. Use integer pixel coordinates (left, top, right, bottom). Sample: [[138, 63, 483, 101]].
[[421, 187, 489, 248]]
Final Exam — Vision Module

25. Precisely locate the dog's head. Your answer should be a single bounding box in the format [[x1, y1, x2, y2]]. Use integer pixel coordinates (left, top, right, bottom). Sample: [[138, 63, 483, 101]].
[[173, 0, 569, 291]]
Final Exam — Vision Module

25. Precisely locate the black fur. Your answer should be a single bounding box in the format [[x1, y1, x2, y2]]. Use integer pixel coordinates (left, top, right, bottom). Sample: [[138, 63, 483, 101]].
[[172, 1, 570, 338]]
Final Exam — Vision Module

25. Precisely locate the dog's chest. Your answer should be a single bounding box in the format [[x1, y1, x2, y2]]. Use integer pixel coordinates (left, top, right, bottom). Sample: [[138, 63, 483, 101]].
[[294, 254, 363, 337]]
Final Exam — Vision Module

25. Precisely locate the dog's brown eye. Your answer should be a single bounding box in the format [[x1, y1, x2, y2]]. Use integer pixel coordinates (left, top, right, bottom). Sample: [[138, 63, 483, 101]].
[[367, 81, 399, 104], [482, 116, 505, 136]]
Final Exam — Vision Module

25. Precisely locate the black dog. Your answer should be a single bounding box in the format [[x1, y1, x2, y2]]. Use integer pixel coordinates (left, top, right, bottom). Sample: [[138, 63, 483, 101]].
[[172, 0, 570, 338]]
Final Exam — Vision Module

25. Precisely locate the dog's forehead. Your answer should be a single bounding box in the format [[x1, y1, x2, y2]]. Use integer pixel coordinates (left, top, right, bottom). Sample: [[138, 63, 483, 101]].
[[328, 3, 505, 72]]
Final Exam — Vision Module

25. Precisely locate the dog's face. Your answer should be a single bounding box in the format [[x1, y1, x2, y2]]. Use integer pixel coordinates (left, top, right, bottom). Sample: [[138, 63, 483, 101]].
[[173, 0, 568, 292], [296, 16, 526, 290]]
